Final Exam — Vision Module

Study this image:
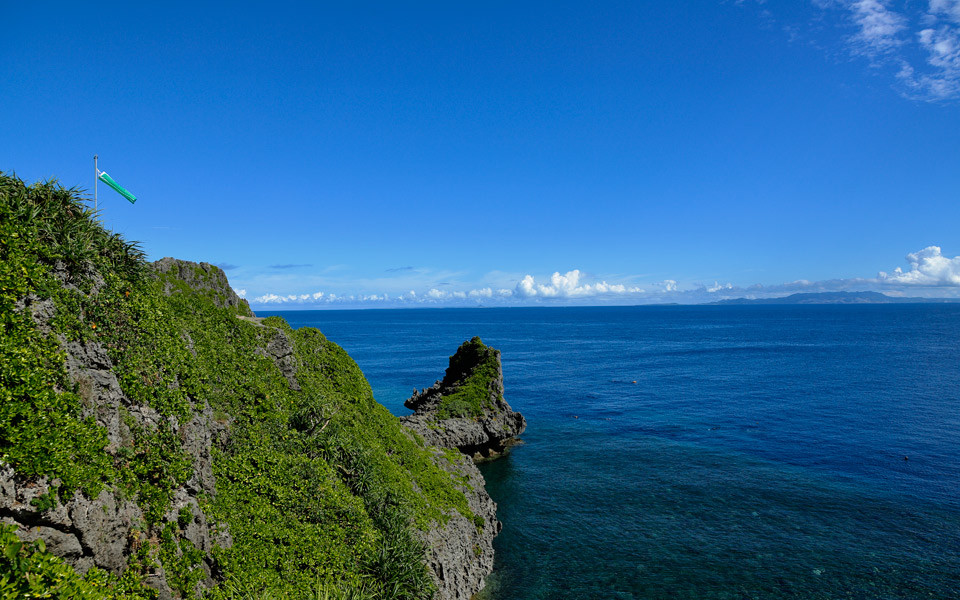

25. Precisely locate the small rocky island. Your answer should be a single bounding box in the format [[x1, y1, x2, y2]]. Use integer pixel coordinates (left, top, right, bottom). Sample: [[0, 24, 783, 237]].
[[402, 337, 526, 461]]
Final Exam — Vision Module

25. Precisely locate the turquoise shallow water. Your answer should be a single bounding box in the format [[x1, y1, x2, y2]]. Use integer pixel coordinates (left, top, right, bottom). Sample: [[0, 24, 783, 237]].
[[265, 305, 960, 599]]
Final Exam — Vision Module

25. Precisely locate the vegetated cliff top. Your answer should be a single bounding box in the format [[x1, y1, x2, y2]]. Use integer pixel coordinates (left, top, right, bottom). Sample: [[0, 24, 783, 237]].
[[407, 337, 505, 421], [0, 172, 488, 600]]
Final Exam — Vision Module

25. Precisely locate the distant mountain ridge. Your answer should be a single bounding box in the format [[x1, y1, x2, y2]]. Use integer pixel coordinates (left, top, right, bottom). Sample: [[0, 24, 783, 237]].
[[708, 291, 960, 305]]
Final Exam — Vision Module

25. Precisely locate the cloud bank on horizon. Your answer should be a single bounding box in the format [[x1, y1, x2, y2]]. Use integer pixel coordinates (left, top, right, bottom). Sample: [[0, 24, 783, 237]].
[[750, 0, 960, 101], [237, 246, 960, 308], [878, 245, 960, 285]]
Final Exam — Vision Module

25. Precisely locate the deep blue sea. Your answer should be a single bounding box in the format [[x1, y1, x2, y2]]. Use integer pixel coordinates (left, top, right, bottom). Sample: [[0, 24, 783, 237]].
[[264, 305, 960, 600]]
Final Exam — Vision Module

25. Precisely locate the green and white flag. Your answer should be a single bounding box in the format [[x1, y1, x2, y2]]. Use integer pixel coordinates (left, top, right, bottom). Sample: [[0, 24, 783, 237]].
[[97, 171, 137, 204]]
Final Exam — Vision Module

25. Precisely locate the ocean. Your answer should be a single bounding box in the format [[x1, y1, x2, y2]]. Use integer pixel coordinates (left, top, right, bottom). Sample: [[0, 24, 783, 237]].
[[263, 305, 960, 599]]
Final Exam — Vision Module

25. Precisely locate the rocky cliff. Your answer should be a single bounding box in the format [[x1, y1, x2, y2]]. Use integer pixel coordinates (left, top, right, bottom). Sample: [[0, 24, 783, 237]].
[[401, 337, 526, 461], [0, 173, 499, 600]]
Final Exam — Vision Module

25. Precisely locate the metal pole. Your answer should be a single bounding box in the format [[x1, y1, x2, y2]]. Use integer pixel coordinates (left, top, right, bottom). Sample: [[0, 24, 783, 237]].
[[94, 154, 98, 213]]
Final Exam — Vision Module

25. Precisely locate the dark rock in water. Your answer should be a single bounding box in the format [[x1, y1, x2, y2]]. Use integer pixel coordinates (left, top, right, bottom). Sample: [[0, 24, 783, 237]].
[[401, 337, 526, 461], [400, 336, 521, 599]]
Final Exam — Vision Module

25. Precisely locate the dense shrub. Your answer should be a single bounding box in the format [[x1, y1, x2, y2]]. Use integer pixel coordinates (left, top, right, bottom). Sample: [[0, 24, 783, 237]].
[[0, 173, 471, 599]]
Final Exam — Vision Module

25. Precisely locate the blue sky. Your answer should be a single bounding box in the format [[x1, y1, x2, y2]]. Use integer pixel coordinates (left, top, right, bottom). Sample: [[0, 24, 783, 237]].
[[3, 1, 959, 307]]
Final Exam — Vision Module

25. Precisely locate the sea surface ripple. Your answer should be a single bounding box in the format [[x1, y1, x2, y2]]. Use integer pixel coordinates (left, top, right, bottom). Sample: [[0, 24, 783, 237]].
[[267, 305, 960, 599]]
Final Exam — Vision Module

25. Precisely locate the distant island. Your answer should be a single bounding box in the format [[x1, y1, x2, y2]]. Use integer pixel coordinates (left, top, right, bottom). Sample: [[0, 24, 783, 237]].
[[709, 291, 960, 305]]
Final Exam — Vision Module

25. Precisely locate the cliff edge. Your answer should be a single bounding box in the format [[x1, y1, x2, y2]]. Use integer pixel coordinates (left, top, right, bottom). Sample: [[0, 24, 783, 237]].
[[0, 173, 497, 600]]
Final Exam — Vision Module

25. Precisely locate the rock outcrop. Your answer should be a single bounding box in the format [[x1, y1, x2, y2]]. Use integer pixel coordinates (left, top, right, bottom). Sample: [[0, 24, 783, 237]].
[[152, 257, 250, 311], [0, 463, 143, 575], [400, 337, 525, 598], [402, 337, 526, 461], [397, 337, 525, 600]]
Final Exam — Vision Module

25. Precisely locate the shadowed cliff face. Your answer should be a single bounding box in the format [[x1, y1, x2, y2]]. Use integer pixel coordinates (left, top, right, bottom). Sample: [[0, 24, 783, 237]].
[[402, 337, 527, 461]]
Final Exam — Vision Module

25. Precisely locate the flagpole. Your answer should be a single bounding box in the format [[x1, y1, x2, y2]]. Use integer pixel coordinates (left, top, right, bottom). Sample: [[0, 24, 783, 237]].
[[94, 154, 98, 213]]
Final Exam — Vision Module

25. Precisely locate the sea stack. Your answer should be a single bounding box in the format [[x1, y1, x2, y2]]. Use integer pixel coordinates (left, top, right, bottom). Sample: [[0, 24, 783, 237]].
[[402, 337, 526, 461]]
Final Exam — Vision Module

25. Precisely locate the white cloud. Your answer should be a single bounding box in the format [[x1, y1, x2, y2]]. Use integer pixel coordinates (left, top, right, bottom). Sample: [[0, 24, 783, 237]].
[[878, 245, 960, 285], [919, 26, 960, 70], [248, 268, 659, 307], [516, 275, 537, 298], [707, 281, 734, 293], [253, 289, 367, 304], [841, 0, 960, 99], [513, 270, 645, 298], [243, 248, 960, 309], [254, 293, 283, 303], [848, 0, 906, 53], [930, 0, 960, 24], [915, 23, 960, 96], [746, 2, 960, 100], [469, 287, 494, 298], [236, 289, 246, 298]]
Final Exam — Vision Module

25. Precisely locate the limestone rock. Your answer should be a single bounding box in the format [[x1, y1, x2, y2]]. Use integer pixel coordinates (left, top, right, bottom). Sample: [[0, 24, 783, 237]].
[[400, 337, 525, 599], [152, 257, 252, 314], [402, 337, 526, 460], [4, 253, 505, 600], [259, 327, 301, 391], [0, 258, 236, 598], [0, 464, 144, 576], [417, 449, 499, 600]]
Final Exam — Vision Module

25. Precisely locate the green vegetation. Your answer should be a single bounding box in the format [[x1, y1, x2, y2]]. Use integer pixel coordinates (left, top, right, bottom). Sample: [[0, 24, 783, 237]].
[[0, 173, 474, 599], [0, 523, 149, 600], [0, 177, 137, 503], [433, 337, 502, 420]]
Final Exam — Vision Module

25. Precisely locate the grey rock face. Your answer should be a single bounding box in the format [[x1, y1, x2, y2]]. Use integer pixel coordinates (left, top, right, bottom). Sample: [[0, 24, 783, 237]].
[[418, 450, 499, 600], [403, 412, 526, 461], [0, 464, 144, 576], [260, 328, 301, 391], [235, 315, 302, 392], [6, 255, 506, 600]]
